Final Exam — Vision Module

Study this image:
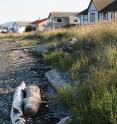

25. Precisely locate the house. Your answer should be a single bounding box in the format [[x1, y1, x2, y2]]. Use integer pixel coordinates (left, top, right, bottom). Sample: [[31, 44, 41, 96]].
[[0, 26, 8, 33], [31, 18, 48, 31], [6, 21, 31, 33], [46, 12, 79, 30], [78, 0, 117, 25], [12, 21, 31, 33]]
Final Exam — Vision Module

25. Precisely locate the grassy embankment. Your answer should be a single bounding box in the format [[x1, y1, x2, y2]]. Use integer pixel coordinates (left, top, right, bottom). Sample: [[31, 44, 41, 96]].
[[1, 22, 116, 124], [21, 23, 116, 124], [32, 22, 116, 124]]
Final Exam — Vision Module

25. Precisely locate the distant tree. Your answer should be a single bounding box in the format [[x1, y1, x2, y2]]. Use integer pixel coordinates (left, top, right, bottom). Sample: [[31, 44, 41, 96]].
[[25, 25, 33, 32], [25, 25, 37, 32]]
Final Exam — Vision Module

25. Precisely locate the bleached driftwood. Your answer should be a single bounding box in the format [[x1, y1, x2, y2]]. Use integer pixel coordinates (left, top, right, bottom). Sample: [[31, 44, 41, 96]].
[[57, 117, 71, 124], [11, 82, 26, 124], [23, 86, 42, 117]]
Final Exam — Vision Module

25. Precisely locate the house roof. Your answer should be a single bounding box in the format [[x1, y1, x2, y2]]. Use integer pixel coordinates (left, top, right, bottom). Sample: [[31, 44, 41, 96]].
[[31, 18, 48, 25], [93, 0, 116, 11], [48, 12, 78, 18], [79, 0, 116, 15], [100, 0, 117, 12], [0, 25, 7, 30], [79, 9, 88, 15]]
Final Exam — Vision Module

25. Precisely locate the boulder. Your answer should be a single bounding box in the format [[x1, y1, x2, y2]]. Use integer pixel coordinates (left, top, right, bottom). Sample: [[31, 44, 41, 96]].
[[36, 45, 48, 55], [45, 69, 69, 89], [57, 117, 71, 124], [23, 86, 42, 117], [69, 38, 77, 44]]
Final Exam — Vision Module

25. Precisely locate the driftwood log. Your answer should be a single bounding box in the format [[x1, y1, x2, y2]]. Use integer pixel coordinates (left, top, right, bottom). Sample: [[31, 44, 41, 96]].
[[10, 82, 26, 124], [23, 86, 42, 117]]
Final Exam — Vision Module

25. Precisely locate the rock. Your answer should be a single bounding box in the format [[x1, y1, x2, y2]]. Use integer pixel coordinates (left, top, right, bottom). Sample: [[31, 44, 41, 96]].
[[23, 86, 42, 117], [69, 38, 77, 44], [36, 45, 48, 55], [25, 86, 41, 98], [57, 117, 71, 124], [23, 97, 40, 117], [45, 69, 69, 90]]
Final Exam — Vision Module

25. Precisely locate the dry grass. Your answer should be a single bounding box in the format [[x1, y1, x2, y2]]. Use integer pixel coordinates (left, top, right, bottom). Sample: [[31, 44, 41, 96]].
[[44, 22, 117, 124]]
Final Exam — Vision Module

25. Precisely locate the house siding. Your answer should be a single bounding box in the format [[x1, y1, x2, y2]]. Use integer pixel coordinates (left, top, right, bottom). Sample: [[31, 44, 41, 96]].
[[116, 11, 117, 17], [79, 2, 98, 25], [79, 1, 117, 25], [37, 20, 48, 31], [69, 15, 79, 25], [47, 17, 69, 29], [88, 2, 98, 24], [108, 12, 112, 22], [46, 13, 80, 30], [53, 17, 69, 28]]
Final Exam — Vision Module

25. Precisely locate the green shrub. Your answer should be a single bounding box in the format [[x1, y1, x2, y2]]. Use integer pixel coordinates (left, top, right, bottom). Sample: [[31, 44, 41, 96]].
[[44, 51, 78, 71], [58, 85, 117, 124]]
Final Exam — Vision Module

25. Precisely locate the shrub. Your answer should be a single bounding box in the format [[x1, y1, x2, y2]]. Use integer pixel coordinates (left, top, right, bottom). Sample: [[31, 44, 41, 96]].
[[25, 25, 36, 32]]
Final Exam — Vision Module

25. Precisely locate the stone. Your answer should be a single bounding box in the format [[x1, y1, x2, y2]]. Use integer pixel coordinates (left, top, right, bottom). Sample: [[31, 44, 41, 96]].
[[57, 117, 71, 124], [45, 69, 69, 89], [36, 45, 48, 55], [69, 38, 77, 44], [23, 86, 42, 117]]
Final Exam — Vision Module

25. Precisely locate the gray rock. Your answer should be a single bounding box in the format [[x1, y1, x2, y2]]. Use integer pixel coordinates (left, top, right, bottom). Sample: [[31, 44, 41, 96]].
[[45, 69, 69, 89], [36, 45, 48, 55], [69, 37, 77, 44], [57, 117, 71, 124]]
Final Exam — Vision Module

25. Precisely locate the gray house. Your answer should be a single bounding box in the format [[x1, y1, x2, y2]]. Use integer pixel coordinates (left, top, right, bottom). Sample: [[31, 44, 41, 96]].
[[0, 26, 8, 33], [12, 22, 31, 33], [6, 21, 31, 33], [78, 0, 117, 25], [46, 12, 79, 30]]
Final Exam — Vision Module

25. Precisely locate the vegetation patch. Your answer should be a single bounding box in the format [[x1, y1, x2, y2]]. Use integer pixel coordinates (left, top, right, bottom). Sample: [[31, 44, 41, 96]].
[[42, 22, 117, 124]]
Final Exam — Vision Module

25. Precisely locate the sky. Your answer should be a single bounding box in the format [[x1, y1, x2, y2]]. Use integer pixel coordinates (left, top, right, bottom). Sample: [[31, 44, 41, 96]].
[[0, 0, 90, 24]]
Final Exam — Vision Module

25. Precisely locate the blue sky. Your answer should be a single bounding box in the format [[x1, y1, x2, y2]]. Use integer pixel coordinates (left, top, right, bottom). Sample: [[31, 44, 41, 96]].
[[0, 0, 90, 23]]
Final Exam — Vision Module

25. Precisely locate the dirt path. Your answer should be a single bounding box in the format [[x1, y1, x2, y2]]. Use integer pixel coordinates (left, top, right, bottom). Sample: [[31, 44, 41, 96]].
[[0, 40, 60, 124]]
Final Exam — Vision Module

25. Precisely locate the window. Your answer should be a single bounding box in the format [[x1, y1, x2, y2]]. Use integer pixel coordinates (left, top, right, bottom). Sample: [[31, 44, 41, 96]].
[[55, 27, 59, 29], [83, 15, 88, 21], [103, 13, 108, 20], [98, 13, 102, 20], [57, 18, 62, 22], [111, 11, 115, 19], [90, 13, 95, 22], [52, 18, 57, 22], [74, 19, 78, 22]]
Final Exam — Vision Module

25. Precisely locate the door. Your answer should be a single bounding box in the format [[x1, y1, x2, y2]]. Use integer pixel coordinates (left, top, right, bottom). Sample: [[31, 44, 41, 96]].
[[90, 13, 95, 22]]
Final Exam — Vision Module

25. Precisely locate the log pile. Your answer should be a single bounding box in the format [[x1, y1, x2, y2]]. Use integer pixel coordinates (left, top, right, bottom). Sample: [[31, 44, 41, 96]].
[[11, 82, 42, 124]]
